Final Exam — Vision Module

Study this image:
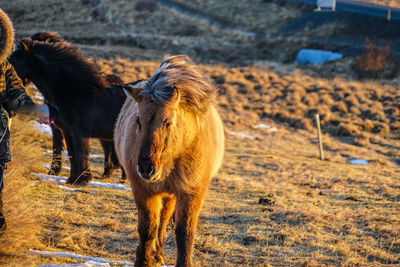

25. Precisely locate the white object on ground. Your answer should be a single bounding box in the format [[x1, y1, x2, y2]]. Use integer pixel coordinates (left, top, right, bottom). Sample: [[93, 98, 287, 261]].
[[32, 173, 131, 191], [34, 122, 52, 135], [30, 249, 174, 267], [43, 163, 71, 171], [296, 49, 342, 65], [58, 185, 81, 193], [46, 150, 69, 157], [348, 158, 369, 165], [45, 150, 102, 159], [254, 124, 278, 132], [229, 131, 256, 140]]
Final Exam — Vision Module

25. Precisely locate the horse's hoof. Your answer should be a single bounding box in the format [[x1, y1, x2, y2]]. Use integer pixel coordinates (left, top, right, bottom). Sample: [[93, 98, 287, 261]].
[[101, 170, 112, 179], [48, 167, 61, 176], [66, 173, 91, 186]]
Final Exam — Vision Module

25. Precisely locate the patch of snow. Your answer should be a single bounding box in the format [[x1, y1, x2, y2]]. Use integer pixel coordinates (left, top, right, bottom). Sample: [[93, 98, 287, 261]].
[[45, 150, 102, 159], [296, 49, 342, 65], [89, 153, 102, 159], [87, 181, 131, 191], [30, 250, 174, 267], [58, 185, 81, 193], [32, 173, 131, 191], [229, 131, 256, 140], [348, 158, 369, 165], [46, 150, 69, 157], [44, 150, 102, 159], [43, 164, 71, 171], [39, 261, 111, 267], [34, 122, 52, 135], [254, 124, 278, 132], [33, 173, 67, 184]]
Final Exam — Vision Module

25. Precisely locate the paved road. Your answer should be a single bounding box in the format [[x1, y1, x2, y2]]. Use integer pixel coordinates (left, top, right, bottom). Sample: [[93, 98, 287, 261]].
[[296, 0, 400, 20]]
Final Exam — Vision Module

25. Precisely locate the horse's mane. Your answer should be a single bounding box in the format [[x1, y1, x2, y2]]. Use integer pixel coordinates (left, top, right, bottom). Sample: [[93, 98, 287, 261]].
[[140, 55, 217, 116], [21, 38, 108, 93], [30, 32, 69, 45]]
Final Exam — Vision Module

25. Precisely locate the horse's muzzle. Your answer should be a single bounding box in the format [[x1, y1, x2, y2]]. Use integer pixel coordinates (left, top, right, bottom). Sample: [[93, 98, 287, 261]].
[[137, 161, 157, 181]]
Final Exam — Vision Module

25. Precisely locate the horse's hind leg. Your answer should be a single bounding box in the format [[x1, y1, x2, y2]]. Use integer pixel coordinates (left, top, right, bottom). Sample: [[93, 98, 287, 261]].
[[48, 125, 63, 176], [111, 145, 126, 180], [100, 140, 113, 178], [157, 196, 176, 263], [134, 194, 163, 267], [66, 130, 91, 185]]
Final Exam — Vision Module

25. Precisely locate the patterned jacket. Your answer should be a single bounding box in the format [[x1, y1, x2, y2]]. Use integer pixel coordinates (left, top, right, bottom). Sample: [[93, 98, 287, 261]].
[[0, 60, 34, 114]]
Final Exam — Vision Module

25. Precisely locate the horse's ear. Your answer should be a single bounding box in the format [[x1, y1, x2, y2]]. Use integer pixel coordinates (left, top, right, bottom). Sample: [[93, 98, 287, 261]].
[[123, 84, 143, 103], [20, 40, 29, 52]]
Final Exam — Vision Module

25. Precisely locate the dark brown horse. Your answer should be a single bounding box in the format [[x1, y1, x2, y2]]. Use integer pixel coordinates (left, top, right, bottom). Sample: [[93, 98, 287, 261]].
[[9, 38, 129, 185], [115, 55, 225, 266], [26, 32, 124, 179]]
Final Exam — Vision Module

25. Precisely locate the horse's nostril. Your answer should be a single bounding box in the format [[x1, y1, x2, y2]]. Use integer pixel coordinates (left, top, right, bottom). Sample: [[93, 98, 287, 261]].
[[149, 166, 157, 177], [137, 162, 157, 180]]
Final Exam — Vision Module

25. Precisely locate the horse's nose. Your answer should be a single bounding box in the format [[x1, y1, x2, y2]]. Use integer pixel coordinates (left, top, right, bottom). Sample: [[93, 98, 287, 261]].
[[137, 159, 157, 180]]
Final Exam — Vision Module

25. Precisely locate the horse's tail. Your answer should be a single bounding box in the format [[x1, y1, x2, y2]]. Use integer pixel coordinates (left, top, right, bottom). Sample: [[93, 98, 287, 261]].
[[0, 9, 14, 64]]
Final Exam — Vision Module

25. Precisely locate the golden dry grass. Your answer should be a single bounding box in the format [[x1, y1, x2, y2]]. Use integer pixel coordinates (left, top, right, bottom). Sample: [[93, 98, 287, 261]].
[[0, 59, 398, 266]]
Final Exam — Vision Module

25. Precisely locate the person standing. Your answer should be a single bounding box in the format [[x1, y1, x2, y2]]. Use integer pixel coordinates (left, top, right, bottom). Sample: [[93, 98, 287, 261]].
[[0, 8, 35, 230]]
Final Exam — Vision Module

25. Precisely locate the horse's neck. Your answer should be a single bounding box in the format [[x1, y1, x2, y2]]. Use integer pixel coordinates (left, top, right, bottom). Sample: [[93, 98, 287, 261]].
[[32, 66, 92, 106], [30, 74, 57, 103]]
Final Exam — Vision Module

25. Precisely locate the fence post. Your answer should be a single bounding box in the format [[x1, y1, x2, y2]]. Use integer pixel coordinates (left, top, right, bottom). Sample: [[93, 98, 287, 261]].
[[315, 114, 324, 160]]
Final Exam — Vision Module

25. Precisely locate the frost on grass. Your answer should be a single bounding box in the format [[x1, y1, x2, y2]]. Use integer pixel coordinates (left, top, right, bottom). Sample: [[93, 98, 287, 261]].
[[32, 173, 131, 191], [30, 250, 174, 267]]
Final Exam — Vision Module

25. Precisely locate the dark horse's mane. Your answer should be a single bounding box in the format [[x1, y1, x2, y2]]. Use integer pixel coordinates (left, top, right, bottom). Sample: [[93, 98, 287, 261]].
[[30, 32, 68, 45], [21, 37, 108, 93]]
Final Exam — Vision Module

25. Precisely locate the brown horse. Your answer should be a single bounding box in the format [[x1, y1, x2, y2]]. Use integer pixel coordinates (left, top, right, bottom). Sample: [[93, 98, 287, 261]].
[[114, 55, 224, 267]]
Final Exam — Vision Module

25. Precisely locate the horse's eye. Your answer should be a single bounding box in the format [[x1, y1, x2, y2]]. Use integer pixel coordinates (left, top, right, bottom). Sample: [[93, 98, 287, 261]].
[[136, 117, 141, 130], [163, 119, 171, 128]]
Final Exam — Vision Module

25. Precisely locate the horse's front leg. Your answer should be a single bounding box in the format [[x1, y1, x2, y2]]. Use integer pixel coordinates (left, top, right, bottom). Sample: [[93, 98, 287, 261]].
[[134, 193, 163, 267], [175, 192, 206, 267], [48, 124, 63, 176], [157, 196, 176, 263], [66, 129, 91, 185]]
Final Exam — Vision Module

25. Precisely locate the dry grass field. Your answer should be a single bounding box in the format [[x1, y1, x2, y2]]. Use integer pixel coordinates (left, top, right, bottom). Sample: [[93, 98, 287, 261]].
[[0, 0, 399, 266], [0, 59, 398, 266]]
